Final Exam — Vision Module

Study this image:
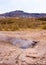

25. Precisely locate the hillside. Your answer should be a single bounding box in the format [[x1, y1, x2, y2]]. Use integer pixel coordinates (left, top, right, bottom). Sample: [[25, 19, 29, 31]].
[[0, 10, 46, 18], [0, 10, 46, 31]]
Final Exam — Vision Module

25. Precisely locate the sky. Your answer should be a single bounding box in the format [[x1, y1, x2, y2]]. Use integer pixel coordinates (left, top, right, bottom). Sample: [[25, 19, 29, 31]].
[[0, 0, 46, 14]]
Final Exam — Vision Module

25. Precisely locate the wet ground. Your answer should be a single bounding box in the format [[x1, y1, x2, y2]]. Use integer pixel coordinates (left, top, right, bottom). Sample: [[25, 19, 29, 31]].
[[9, 38, 38, 49], [0, 34, 38, 49]]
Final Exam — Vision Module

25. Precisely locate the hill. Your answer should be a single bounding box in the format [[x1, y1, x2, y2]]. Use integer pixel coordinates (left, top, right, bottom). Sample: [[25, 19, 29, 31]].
[[0, 10, 46, 18]]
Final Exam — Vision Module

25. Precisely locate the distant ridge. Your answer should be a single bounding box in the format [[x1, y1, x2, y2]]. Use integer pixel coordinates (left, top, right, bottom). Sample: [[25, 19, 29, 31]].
[[0, 10, 46, 18]]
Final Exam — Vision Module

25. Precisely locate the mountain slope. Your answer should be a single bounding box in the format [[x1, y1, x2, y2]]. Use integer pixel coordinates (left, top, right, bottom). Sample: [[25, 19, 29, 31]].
[[0, 10, 46, 18]]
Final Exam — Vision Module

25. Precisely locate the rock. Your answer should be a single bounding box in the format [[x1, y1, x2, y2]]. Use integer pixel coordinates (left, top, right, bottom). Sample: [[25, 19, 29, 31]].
[[0, 30, 46, 65]]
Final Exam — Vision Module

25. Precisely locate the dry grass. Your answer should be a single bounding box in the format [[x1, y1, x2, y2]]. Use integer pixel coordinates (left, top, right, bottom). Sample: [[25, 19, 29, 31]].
[[0, 17, 46, 31]]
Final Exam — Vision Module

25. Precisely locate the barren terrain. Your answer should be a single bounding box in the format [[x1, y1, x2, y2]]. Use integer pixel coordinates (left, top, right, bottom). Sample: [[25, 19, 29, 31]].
[[0, 30, 46, 65]]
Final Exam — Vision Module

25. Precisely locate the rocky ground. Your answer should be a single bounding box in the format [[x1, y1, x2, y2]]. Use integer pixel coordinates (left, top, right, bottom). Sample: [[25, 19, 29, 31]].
[[0, 30, 46, 65]]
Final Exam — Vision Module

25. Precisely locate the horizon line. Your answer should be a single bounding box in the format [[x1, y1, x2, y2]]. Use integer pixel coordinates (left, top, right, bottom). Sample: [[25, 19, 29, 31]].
[[0, 10, 46, 14]]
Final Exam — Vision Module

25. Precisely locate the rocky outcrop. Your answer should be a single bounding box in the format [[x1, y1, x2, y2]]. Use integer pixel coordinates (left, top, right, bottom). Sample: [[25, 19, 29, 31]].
[[0, 41, 46, 65], [0, 30, 46, 65]]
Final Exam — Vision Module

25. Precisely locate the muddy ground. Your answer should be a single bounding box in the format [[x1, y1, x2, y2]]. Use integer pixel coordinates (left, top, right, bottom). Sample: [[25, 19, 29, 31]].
[[0, 30, 46, 65]]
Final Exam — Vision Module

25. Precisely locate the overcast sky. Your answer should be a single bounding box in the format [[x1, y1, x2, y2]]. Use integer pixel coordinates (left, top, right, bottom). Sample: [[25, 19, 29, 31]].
[[0, 0, 46, 14]]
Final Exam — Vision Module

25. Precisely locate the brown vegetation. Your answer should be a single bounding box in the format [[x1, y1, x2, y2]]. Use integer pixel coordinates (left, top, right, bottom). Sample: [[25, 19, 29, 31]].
[[0, 17, 46, 31]]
